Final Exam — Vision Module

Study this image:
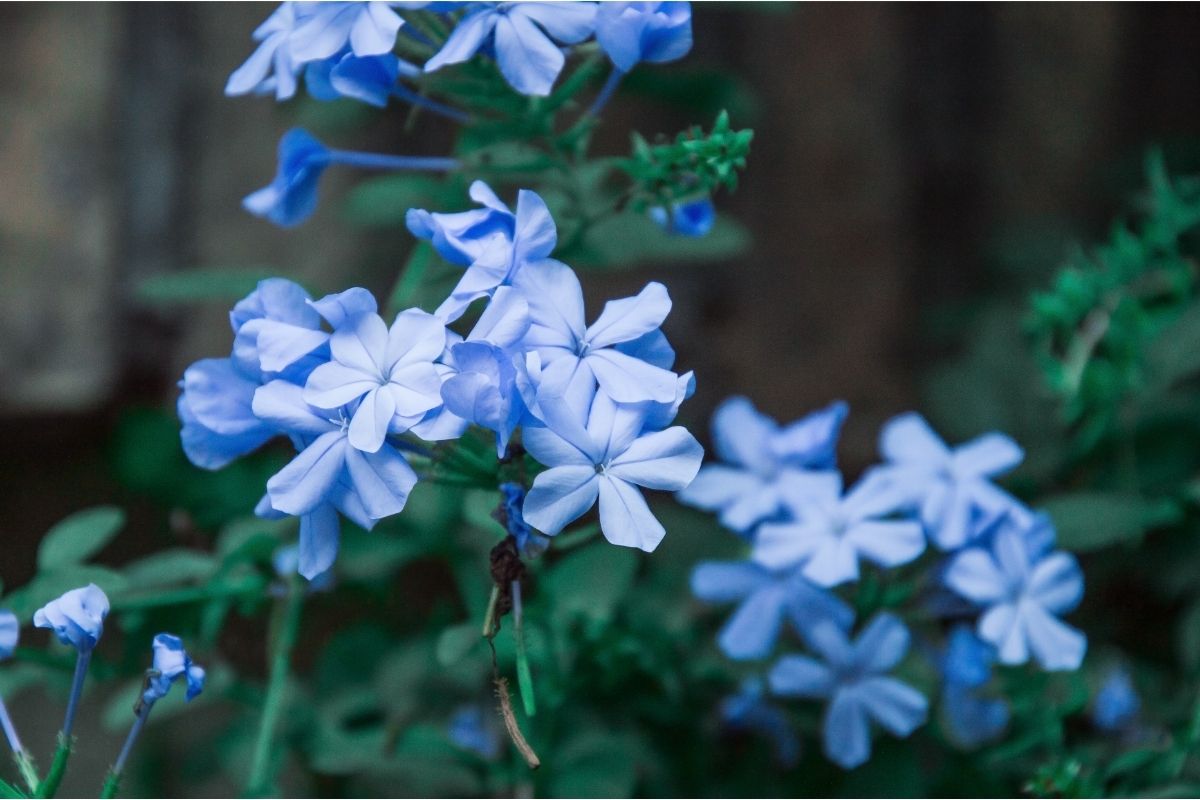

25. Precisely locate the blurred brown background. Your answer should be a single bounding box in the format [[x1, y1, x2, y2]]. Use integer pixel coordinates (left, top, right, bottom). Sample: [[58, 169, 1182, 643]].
[[2, 2, 1199, 567]]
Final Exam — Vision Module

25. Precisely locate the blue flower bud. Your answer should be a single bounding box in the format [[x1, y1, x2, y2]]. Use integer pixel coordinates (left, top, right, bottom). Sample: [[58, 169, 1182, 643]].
[[33, 584, 109, 652], [144, 634, 206, 705], [0, 610, 17, 660]]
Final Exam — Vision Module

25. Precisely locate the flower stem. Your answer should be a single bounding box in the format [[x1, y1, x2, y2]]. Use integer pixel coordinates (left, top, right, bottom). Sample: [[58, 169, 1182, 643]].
[[586, 66, 624, 119], [330, 150, 459, 173], [14, 752, 38, 797], [392, 84, 470, 124], [110, 702, 152, 781], [61, 650, 91, 738], [34, 734, 70, 799], [0, 696, 23, 756], [98, 770, 121, 800], [246, 575, 305, 797]]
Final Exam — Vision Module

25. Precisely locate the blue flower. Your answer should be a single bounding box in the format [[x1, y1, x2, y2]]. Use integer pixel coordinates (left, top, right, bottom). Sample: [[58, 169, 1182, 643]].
[[407, 182, 557, 321], [253, 380, 420, 577], [448, 705, 501, 760], [678, 397, 848, 533], [243, 129, 333, 228], [226, 3, 312, 100], [439, 287, 533, 455], [0, 610, 17, 660], [178, 358, 277, 470], [649, 197, 714, 238], [944, 522, 1086, 671], [514, 259, 680, 409], [303, 309, 447, 452], [522, 393, 703, 550], [1093, 667, 1139, 732], [691, 560, 853, 661], [752, 471, 924, 587], [143, 634, 206, 705], [768, 614, 928, 770], [425, 2, 598, 96], [286, 2, 406, 64], [306, 52, 410, 107], [938, 627, 1008, 749], [595, 1, 692, 72], [875, 412, 1030, 550], [34, 584, 110, 652], [720, 678, 801, 767], [498, 482, 551, 559], [230, 277, 326, 377]]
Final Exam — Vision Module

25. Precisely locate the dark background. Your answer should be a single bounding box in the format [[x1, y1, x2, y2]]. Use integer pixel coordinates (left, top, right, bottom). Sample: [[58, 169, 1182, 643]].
[[2, 1, 1199, 613]]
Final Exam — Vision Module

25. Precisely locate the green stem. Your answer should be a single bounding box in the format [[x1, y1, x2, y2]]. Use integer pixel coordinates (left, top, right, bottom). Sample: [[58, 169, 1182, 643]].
[[245, 576, 305, 797], [0, 777, 21, 799], [481, 585, 501, 638], [34, 735, 70, 799], [99, 771, 120, 800], [14, 752, 38, 796], [511, 581, 536, 718]]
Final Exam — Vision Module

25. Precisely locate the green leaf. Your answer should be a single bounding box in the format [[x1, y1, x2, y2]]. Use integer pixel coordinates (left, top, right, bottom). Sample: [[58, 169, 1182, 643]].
[[542, 545, 638, 629], [435, 622, 480, 667], [343, 175, 444, 228], [1042, 491, 1181, 551], [37, 506, 125, 571], [136, 268, 278, 305], [3, 566, 129, 620], [120, 549, 217, 588], [573, 213, 751, 270]]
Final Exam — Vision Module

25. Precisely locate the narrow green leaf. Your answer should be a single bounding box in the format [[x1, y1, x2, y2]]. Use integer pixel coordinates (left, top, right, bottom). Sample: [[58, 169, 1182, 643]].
[[37, 506, 125, 571]]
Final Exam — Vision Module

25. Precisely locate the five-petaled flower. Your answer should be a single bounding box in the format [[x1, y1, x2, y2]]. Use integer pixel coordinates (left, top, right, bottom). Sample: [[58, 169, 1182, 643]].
[[595, 1, 693, 72]]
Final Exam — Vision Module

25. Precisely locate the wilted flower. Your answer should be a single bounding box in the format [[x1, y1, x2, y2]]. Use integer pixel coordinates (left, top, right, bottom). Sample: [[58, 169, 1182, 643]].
[[143, 634, 206, 705]]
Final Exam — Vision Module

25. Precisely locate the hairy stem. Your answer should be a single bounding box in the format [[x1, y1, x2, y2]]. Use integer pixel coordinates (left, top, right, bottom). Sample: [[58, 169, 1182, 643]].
[[246, 576, 305, 797]]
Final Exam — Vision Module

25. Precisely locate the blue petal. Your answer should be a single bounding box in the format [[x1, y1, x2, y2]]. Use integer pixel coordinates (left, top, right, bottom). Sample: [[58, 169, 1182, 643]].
[[823, 690, 871, 769], [768, 654, 836, 698], [717, 582, 789, 661], [299, 502, 342, 579], [690, 561, 770, 603]]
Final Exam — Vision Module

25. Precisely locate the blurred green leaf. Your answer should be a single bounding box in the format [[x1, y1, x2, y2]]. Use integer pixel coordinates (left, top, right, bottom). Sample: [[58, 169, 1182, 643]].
[[1042, 491, 1182, 551], [37, 506, 125, 570], [343, 175, 445, 228], [574, 212, 751, 269], [136, 268, 277, 305], [542, 545, 638, 629]]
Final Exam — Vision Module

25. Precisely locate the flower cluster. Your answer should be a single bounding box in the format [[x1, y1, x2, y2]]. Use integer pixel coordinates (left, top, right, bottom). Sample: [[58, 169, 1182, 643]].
[[684, 400, 1088, 768], [179, 181, 703, 578]]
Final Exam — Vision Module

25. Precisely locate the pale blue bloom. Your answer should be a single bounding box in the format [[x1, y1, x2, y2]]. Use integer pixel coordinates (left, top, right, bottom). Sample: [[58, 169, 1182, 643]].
[[678, 397, 848, 533], [303, 309, 448, 452], [448, 705, 501, 760], [439, 287, 533, 455], [522, 393, 703, 551], [226, 3, 312, 100], [34, 584, 109, 652], [286, 2, 406, 63], [875, 412, 1031, 550], [499, 482, 550, 559], [245, 128, 459, 227], [1093, 667, 1139, 732], [938, 627, 1008, 749], [144, 634, 206, 705], [720, 678, 801, 767], [753, 471, 924, 588], [425, 2, 598, 96], [944, 523, 1086, 671], [407, 182, 557, 321], [649, 197, 713, 238], [595, 1, 692, 72], [253, 380, 419, 577], [306, 52, 410, 106], [691, 560, 853, 661], [272, 545, 335, 590], [768, 614, 928, 770], [514, 259, 680, 409], [0, 610, 17, 660], [178, 358, 277, 470]]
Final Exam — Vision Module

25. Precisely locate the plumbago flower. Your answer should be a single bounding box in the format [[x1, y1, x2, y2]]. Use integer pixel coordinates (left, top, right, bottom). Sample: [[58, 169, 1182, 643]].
[[523, 394, 703, 551], [938, 627, 1009, 749], [943, 515, 1086, 671], [874, 412, 1031, 551], [650, 197, 714, 238], [408, 182, 557, 321], [144, 634, 206, 705], [691, 560, 853, 661], [678, 397, 848, 533], [594, 1, 693, 73], [768, 614, 928, 770], [425, 2, 599, 96], [1092, 666, 1140, 733], [752, 471, 925, 588], [34, 584, 109, 653]]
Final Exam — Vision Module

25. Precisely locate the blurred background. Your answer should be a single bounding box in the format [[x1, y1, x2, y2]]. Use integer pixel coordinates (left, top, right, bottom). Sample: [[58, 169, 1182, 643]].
[[3, 3, 1200, 793]]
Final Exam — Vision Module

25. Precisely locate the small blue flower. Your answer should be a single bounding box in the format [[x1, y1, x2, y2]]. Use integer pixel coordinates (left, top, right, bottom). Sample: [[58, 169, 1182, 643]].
[[720, 678, 801, 767], [143, 634, 206, 705], [678, 397, 848, 534], [1093, 667, 1139, 732], [286, 2, 406, 64], [0, 610, 17, 660], [243, 129, 333, 228], [595, 1, 692, 72], [178, 358, 277, 470], [522, 393, 703, 551], [649, 197, 714, 238], [408, 182, 557, 321], [303, 308, 447, 452], [875, 412, 1030, 550], [499, 483, 551, 559], [768, 613, 928, 770], [447, 705, 501, 760], [514, 259, 681, 408], [34, 584, 110, 652], [944, 522, 1086, 671], [938, 627, 1008, 749], [226, 3, 312, 100], [306, 52, 408, 107], [752, 471, 924, 588], [229, 277, 328, 378], [691, 560, 853, 661], [425, 2, 598, 96]]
